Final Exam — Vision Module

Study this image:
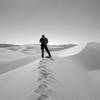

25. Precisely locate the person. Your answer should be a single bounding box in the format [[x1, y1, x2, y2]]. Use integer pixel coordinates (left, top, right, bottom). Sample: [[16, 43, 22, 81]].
[[39, 35, 52, 58]]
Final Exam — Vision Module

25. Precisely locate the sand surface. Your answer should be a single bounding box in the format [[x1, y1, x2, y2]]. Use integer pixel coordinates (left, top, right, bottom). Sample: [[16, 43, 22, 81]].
[[0, 43, 100, 100]]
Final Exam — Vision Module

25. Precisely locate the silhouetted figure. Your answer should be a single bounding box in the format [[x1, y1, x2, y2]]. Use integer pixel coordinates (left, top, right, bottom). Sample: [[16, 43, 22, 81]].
[[39, 35, 51, 58]]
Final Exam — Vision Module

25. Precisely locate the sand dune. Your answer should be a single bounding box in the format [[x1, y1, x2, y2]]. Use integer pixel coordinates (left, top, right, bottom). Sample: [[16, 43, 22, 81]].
[[70, 42, 100, 70], [0, 55, 39, 75], [0, 48, 40, 75], [55, 43, 86, 57], [0, 42, 100, 100], [0, 48, 30, 62], [0, 59, 40, 100]]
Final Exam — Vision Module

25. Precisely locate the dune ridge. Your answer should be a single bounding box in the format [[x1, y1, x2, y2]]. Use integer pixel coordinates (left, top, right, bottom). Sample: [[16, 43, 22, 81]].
[[70, 42, 100, 70]]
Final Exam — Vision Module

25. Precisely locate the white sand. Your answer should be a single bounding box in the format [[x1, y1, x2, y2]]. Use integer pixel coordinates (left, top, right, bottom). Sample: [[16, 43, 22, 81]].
[[0, 42, 100, 100], [0, 48, 30, 62]]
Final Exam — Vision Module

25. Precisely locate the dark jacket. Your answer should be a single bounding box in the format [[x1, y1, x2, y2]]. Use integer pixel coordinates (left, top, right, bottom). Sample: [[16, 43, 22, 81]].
[[39, 37, 48, 45]]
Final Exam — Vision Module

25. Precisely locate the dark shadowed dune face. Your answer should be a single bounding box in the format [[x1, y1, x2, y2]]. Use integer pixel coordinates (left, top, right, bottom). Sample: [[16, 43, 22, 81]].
[[0, 44, 17, 48], [0, 44, 21, 51], [0, 56, 39, 75], [70, 42, 100, 71], [48, 44, 77, 51]]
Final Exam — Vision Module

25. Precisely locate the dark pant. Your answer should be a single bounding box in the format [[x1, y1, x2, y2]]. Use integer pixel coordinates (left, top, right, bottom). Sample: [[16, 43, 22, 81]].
[[41, 45, 51, 58]]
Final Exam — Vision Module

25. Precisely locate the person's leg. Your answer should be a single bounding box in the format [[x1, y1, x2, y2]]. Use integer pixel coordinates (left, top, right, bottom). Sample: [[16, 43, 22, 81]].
[[45, 46, 51, 57], [41, 48, 44, 58]]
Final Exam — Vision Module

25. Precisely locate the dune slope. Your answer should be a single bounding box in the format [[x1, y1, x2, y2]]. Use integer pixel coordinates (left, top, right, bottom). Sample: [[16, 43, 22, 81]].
[[0, 42, 100, 100], [70, 42, 100, 70]]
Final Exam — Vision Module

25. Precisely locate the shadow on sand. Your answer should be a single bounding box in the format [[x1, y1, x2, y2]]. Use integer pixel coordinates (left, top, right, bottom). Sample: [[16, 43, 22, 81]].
[[0, 56, 39, 75]]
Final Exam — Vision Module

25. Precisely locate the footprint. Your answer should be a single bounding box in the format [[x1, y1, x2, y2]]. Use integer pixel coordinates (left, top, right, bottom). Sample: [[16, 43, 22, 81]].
[[34, 58, 56, 100], [36, 94, 49, 100]]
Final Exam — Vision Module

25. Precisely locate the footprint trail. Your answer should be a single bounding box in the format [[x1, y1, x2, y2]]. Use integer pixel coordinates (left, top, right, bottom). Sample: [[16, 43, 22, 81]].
[[34, 58, 57, 100]]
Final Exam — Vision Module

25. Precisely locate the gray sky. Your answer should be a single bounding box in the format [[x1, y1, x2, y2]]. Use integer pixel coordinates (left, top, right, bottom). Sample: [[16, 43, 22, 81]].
[[0, 0, 100, 44]]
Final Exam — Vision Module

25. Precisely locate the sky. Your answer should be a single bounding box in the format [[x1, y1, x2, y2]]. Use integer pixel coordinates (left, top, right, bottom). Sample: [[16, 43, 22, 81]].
[[0, 0, 100, 45]]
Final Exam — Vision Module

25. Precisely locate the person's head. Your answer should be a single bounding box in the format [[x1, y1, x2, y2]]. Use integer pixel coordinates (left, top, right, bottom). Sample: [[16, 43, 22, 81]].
[[42, 35, 45, 38]]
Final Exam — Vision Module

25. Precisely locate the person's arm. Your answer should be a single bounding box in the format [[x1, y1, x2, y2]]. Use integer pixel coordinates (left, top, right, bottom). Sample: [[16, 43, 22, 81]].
[[46, 38, 48, 44]]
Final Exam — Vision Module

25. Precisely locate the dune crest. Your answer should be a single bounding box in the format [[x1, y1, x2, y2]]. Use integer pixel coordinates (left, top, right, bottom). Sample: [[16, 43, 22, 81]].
[[70, 42, 100, 70]]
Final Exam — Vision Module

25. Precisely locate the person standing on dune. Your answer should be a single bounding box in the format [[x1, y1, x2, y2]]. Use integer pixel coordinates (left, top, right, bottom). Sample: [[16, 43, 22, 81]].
[[39, 35, 52, 58]]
